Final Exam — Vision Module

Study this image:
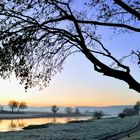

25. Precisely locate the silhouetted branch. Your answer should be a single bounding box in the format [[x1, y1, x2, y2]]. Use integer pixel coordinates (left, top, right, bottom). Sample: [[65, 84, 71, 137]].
[[82, 48, 140, 93], [77, 20, 140, 32], [114, 0, 140, 20]]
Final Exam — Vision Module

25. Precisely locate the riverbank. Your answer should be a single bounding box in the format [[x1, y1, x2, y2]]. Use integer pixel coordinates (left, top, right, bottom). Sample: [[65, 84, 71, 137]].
[[121, 130, 140, 140], [0, 111, 88, 120], [0, 116, 139, 140], [100, 118, 140, 140]]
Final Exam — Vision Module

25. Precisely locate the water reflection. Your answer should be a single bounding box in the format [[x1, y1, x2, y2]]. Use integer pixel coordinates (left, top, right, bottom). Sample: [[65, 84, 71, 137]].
[[52, 117, 56, 124], [0, 120, 2, 124], [0, 116, 91, 132], [10, 120, 26, 129], [10, 120, 17, 128]]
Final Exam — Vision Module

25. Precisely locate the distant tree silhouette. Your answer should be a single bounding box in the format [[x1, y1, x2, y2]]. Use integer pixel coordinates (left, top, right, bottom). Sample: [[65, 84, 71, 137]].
[[93, 111, 104, 119], [0, 1, 140, 92], [51, 105, 59, 115], [75, 108, 80, 114], [18, 102, 28, 112], [8, 100, 19, 112], [65, 107, 73, 114], [133, 101, 140, 115]]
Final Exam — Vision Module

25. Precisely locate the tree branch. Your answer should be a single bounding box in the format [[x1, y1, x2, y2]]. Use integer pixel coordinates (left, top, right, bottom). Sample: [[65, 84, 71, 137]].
[[82, 48, 140, 93], [114, 0, 140, 20], [77, 20, 140, 32]]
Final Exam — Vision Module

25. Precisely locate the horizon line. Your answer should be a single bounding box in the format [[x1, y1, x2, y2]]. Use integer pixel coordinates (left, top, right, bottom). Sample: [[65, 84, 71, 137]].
[[1, 104, 134, 108]]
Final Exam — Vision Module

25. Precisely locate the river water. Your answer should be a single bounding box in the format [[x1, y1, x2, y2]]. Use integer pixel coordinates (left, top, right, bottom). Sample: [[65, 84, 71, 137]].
[[0, 116, 92, 132]]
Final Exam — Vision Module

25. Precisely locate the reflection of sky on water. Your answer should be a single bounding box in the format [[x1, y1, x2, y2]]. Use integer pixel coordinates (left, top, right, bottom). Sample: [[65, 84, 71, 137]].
[[0, 116, 91, 132]]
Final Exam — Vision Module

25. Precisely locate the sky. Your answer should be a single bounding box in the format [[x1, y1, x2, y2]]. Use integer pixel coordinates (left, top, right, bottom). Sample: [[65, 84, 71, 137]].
[[0, 1, 140, 107], [0, 33, 140, 107]]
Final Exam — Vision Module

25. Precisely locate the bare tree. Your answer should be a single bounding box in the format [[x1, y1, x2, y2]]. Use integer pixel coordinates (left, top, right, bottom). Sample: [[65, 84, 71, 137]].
[[51, 105, 59, 115], [133, 101, 140, 115], [0, 0, 140, 92], [18, 102, 28, 112], [8, 100, 19, 112], [65, 107, 73, 114]]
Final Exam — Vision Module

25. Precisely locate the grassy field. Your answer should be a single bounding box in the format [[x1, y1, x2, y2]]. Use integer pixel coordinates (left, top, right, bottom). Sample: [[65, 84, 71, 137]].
[[0, 116, 139, 140], [121, 130, 140, 140]]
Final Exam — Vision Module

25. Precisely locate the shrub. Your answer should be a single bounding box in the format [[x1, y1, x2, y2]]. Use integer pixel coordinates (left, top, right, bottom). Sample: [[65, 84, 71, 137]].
[[123, 108, 135, 116], [93, 111, 104, 119], [118, 113, 126, 119]]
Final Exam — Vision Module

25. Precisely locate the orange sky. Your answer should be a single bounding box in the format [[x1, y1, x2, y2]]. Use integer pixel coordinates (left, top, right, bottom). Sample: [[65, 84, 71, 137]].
[[0, 54, 140, 107]]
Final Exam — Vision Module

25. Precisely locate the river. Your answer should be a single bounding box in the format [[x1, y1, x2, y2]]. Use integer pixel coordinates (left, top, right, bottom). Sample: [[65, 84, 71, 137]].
[[0, 116, 92, 132]]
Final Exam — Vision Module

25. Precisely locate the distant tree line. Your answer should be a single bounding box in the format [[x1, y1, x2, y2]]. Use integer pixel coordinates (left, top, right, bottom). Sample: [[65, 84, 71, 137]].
[[51, 105, 81, 115]]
